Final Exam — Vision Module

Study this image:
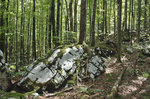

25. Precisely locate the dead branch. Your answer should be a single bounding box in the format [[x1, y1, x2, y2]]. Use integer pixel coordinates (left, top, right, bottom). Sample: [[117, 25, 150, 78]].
[[106, 67, 127, 99]]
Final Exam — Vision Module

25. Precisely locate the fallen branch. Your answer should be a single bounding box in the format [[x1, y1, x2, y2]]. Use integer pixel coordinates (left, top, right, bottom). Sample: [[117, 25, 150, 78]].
[[45, 87, 74, 97], [106, 67, 127, 99]]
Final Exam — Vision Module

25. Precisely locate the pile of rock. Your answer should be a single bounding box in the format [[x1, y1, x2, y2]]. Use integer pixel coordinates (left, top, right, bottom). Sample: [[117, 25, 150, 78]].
[[17, 45, 106, 92]]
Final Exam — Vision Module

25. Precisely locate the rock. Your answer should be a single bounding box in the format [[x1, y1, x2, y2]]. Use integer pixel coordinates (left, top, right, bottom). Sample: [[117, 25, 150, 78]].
[[0, 50, 11, 91], [142, 46, 150, 56], [17, 45, 105, 92]]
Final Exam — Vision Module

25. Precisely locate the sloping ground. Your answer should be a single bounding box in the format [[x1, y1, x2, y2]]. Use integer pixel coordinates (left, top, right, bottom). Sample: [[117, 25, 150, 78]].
[[36, 52, 150, 99], [1, 40, 150, 99]]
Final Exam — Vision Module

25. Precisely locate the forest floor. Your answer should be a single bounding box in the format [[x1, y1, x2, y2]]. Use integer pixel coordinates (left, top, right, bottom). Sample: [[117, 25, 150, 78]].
[[1, 35, 150, 99], [37, 51, 150, 99]]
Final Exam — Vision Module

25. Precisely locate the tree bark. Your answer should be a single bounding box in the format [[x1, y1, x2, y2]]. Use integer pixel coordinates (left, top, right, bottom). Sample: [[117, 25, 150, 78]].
[[137, 0, 141, 42], [74, 0, 78, 32], [0, 0, 5, 53], [69, 0, 73, 31], [79, 0, 87, 44], [144, 0, 147, 30], [117, 0, 122, 63], [124, 0, 127, 32], [91, 0, 97, 46], [113, 0, 116, 38], [33, 0, 36, 60], [56, 0, 60, 44]]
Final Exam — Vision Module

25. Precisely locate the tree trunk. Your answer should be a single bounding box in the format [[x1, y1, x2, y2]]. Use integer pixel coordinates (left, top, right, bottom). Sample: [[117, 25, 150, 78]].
[[20, 0, 24, 65], [0, 0, 5, 53], [69, 0, 73, 31], [117, 0, 122, 63], [56, 0, 60, 42], [79, 0, 87, 44], [144, 0, 147, 30], [104, 0, 107, 38], [15, 0, 19, 71], [113, 0, 116, 38], [91, 0, 97, 46], [137, 0, 141, 42], [33, 0, 36, 60], [74, 0, 78, 32], [5, 0, 9, 63], [124, 0, 127, 32]]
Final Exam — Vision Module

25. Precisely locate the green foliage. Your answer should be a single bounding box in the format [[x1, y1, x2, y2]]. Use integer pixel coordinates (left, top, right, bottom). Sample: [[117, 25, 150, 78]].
[[76, 86, 88, 93], [0, 90, 25, 99], [141, 92, 150, 99], [56, 92, 63, 96], [80, 94, 90, 99], [142, 72, 149, 78]]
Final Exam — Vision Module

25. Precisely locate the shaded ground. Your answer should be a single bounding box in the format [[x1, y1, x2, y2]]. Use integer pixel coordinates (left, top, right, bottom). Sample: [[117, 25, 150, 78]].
[[1, 38, 150, 99]]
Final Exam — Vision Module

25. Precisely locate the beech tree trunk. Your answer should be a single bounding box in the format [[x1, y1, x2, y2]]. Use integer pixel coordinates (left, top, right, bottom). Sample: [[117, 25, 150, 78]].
[[0, 0, 5, 53], [33, 0, 36, 60], [137, 0, 141, 42], [91, 0, 97, 46], [117, 0, 122, 62], [144, 0, 147, 30], [79, 0, 87, 44], [56, 0, 60, 44], [124, 0, 127, 32]]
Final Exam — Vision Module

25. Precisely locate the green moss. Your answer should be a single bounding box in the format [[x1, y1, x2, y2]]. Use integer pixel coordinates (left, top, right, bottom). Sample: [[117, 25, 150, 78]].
[[141, 92, 150, 99], [24, 91, 35, 95], [58, 49, 66, 58]]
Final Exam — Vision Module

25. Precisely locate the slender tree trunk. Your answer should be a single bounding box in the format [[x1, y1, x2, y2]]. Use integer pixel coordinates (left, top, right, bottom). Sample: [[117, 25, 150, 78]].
[[131, 0, 134, 45], [69, 0, 73, 31], [56, 0, 60, 42], [108, 0, 111, 34], [124, 0, 127, 32], [144, 0, 147, 30], [0, 0, 5, 53], [113, 0, 116, 38], [33, 0, 36, 60], [137, 0, 141, 42], [79, 0, 87, 44], [74, 0, 78, 32], [65, 0, 69, 31], [117, 0, 122, 62], [102, 0, 105, 33], [128, 0, 131, 32], [91, 0, 97, 46], [104, 0, 107, 38], [15, 0, 19, 71], [60, 1, 63, 41], [20, 0, 24, 65], [52, 0, 56, 47], [27, 0, 31, 63], [89, 1, 92, 41], [5, 0, 9, 63]]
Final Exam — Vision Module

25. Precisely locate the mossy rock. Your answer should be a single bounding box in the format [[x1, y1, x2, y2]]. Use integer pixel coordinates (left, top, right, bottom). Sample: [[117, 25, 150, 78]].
[[17, 44, 105, 93]]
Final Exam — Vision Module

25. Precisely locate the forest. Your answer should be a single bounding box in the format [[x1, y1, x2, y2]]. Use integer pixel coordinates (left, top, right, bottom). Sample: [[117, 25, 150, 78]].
[[0, 0, 150, 98]]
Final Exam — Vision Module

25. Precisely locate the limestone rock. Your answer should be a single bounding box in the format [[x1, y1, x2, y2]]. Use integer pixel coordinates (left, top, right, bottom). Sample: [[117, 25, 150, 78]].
[[0, 50, 11, 91], [17, 45, 105, 92]]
